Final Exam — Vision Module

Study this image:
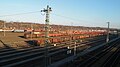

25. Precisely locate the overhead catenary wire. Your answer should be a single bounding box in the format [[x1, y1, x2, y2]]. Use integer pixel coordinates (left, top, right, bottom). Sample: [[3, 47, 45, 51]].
[[51, 13, 91, 24], [51, 13, 107, 28], [0, 10, 89, 24], [0, 11, 41, 17], [0, 10, 94, 27]]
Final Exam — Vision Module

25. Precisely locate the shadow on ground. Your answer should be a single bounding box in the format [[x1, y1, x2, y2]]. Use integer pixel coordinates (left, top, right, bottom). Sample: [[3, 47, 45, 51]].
[[18, 36, 25, 38]]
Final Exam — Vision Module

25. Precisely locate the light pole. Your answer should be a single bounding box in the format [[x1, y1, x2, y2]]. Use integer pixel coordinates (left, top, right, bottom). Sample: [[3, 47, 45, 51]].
[[106, 22, 110, 42]]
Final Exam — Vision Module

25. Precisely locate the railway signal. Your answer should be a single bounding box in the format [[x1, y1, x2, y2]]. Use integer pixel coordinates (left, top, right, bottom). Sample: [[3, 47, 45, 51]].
[[74, 42, 77, 55], [67, 46, 72, 54], [41, 5, 52, 67]]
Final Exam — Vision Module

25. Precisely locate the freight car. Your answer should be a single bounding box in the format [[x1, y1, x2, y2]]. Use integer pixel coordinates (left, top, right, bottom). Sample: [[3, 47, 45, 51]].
[[33, 35, 97, 46], [31, 31, 107, 46]]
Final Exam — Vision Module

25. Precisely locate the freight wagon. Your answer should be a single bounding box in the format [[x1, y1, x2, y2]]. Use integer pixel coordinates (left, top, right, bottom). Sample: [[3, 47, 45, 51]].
[[30, 31, 106, 46]]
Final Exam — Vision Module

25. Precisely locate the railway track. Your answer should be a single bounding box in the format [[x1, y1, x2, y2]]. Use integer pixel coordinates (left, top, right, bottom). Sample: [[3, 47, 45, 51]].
[[0, 35, 101, 51], [63, 36, 120, 67], [0, 35, 107, 55], [0, 35, 118, 67], [102, 45, 120, 67], [0, 35, 113, 53], [76, 38, 120, 67]]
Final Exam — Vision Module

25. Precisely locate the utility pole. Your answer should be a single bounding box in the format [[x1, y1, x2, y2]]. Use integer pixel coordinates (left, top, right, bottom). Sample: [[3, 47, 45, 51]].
[[41, 5, 52, 67], [117, 29, 119, 37], [3, 21, 6, 36], [31, 23, 33, 40], [71, 22, 76, 55], [106, 22, 110, 42], [69, 22, 73, 47]]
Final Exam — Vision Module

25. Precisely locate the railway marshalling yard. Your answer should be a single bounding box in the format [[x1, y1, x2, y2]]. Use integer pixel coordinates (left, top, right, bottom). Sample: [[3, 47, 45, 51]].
[[0, 32, 120, 67]]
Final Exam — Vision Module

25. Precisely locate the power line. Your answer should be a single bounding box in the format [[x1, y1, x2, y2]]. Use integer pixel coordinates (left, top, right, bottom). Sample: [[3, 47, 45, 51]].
[[0, 10, 89, 24], [52, 13, 90, 23], [0, 11, 41, 17], [52, 13, 103, 27]]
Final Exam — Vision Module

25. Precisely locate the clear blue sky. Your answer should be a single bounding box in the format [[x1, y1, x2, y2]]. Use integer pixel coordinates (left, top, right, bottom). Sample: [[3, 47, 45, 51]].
[[0, 0, 120, 29]]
